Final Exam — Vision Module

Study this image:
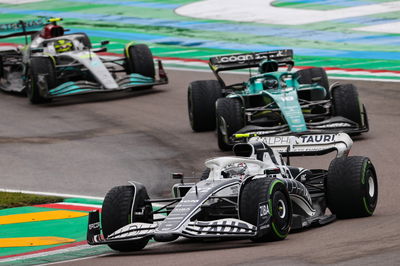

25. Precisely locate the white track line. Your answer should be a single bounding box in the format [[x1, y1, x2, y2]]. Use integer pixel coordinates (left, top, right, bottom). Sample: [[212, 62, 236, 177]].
[[56, 202, 102, 208]]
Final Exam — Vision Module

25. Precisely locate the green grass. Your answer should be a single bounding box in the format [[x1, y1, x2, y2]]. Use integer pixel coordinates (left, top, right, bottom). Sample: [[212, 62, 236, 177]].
[[0, 192, 63, 210]]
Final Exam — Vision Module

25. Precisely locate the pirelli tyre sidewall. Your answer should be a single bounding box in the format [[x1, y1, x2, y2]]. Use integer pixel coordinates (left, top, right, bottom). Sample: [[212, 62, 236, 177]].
[[239, 176, 292, 242], [326, 156, 378, 219], [101, 185, 153, 252]]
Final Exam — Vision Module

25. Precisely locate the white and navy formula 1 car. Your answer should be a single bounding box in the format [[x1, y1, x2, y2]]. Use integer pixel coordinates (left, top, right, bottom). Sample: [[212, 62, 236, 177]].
[[87, 133, 378, 252], [0, 18, 167, 104]]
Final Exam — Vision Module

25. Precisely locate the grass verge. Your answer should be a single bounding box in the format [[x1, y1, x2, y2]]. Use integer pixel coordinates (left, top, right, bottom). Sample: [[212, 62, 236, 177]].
[[0, 192, 63, 209]]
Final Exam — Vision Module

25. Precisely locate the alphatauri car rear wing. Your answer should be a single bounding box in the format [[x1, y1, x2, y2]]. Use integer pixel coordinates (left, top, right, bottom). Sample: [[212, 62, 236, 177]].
[[234, 133, 353, 158]]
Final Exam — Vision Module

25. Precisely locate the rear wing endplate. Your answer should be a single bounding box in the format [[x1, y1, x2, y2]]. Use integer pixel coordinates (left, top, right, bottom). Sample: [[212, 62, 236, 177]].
[[209, 49, 293, 73], [241, 133, 353, 158]]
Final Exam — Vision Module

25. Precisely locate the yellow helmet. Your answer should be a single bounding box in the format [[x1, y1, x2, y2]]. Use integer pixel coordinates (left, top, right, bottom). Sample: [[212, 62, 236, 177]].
[[54, 39, 73, 53]]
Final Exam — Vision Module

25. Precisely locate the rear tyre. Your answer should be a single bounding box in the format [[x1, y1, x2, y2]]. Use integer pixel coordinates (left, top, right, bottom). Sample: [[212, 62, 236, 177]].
[[240, 177, 292, 242], [332, 84, 363, 127], [101, 185, 153, 252], [188, 80, 222, 132], [27, 57, 56, 104], [125, 44, 155, 79], [216, 97, 244, 151], [326, 156, 378, 218], [296, 67, 329, 100]]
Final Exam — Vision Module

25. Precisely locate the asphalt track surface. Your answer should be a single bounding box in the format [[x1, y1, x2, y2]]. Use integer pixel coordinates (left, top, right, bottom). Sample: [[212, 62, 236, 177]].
[[1, 69, 400, 265]]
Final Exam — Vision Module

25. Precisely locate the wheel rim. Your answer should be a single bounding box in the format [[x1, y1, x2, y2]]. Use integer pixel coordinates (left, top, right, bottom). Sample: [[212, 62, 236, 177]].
[[277, 199, 286, 218], [368, 175, 375, 198], [364, 168, 378, 213], [272, 191, 290, 231]]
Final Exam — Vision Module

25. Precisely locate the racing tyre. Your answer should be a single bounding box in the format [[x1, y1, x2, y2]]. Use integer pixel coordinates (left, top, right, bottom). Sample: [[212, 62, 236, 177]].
[[332, 84, 364, 127], [216, 97, 244, 151], [27, 57, 56, 104], [326, 156, 378, 218], [188, 80, 222, 131], [101, 184, 153, 252], [240, 177, 292, 242], [362, 104, 369, 131], [296, 67, 329, 100], [125, 43, 155, 79]]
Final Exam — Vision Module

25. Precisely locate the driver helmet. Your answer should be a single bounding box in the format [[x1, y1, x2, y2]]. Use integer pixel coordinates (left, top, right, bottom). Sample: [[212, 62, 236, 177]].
[[263, 79, 279, 90], [221, 162, 248, 179], [54, 39, 73, 53]]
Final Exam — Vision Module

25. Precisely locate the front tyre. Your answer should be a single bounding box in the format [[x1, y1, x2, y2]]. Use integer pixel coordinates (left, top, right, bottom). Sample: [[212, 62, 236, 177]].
[[216, 97, 244, 151], [27, 57, 56, 104], [125, 43, 155, 79], [240, 177, 292, 242], [326, 156, 378, 218], [101, 185, 153, 252], [332, 84, 363, 127], [188, 80, 222, 132], [296, 67, 329, 100]]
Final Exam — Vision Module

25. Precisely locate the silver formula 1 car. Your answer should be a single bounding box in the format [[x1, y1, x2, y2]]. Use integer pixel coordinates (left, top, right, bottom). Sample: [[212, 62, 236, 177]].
[[0, 18, 168, 104], [87, 133, 378, 252]]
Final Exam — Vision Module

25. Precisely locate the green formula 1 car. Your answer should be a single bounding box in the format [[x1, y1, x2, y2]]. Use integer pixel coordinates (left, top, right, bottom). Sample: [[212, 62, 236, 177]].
[[187, 50, 368, 151]]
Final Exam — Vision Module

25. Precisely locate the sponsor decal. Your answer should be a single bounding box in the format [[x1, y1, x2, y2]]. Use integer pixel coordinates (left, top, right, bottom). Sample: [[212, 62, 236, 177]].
[[258, 134, 337, 146], [280, 95, 294, 101], [187, 186, 212, 194], [216, 50, 290, 64], [257, 201, 271, 231], [0, 18, 47, 32], [299, 134, 336, 143], [261, 136, 294, 145], [259, 204, 269, 217], [88, 222, 100, 230], [314, 123, 353, 128], [246, 130, 283, 136], [173, 208, 191, 212], [181, 199, 199, 203], [186, 219, 256, 235], [218, 53, 268, 64]]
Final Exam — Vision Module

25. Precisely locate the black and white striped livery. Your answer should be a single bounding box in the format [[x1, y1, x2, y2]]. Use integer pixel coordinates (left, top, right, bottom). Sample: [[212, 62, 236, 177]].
[[87, 133, 377, 251], [183, 219, 257, 237]]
